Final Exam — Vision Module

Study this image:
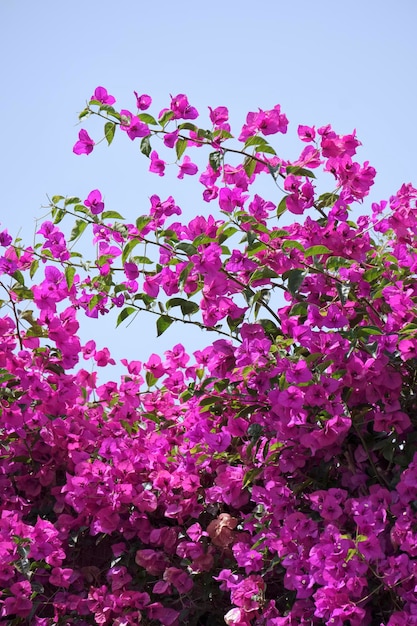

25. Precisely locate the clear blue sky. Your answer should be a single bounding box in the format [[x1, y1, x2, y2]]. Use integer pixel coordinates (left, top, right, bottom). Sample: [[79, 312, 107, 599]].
[[1, 0, 416, 373]]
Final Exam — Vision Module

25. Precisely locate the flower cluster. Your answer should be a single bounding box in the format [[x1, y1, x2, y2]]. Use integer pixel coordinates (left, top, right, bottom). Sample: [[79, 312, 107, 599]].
[[0, 87, 416, 625]]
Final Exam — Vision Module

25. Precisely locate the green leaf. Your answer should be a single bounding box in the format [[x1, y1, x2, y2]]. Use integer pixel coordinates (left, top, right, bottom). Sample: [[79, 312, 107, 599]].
[[0, 371, 17, 383], [282, 240, 304, 252], [78, 108, 90, 121], [326, 256, 354, 271], [116, 306, 137, 327], [363, 267, 382, 282], [156, 315, 173, 337], [104, 122, 116, 145], [131, 255, 153, 265], [241, 229, 255, 242], [51, 195, 64, 204], [253, 223, 270, 234], [140, 136, 151, 157], [158, 110, 174, 127], [122, 239, 141, 264], [244, 157, 256, 178], [346, 548, 358, 562], [304, 245, 332, 257], [251, 267, 278, 281], [160, 228, 178, 243], [88, 295, 100, 311], [12, 287, 34, 300], [256, 144, 277, 155], [197, 128, 213, 140], [227, 313, 244, 333], [218, 226, 238, 243], [99, 105, 121, 121], [176, 242, 197, 256], [52, 208, 65, 224], [244, 136, 268, 148], [193, 234, 214, 247], [166, 297, 199, 316], [199, 395, 222, 408], [69, 219, 88, 242], [289, 302, 308, 317], [270, 229, 290, 239], [248, 422, 263, 441], [136, 215, 152, 232], [29, 259, 39, 279], [247, 242, 267, 256], [209, 151, 222, 172], [317, 192, 339, 207], [64, 196, 82, 206], [214, 379, 230, 393], [178, 122, 198, 132], [74, 204, 90, 215], [133, 293, 154, 310], [258, 318, 281, 340], [178, 262, 193, 288], [65, 266, 76, 290], [146, 371, 158, 387], [286, 165, 316, 178], [277, 196, 288, 218], [356, 325, 384, 337], [175, 137, 187, 161], [101, 210, 125, 220], [286, 269, 306, 296], [316, 359, 333, 373], [243, 468, 262, 488], [12, 270, 25, 285], [214, 129, 234, 140], [138, 113, 157, 125], [401, 322, 417, 333]]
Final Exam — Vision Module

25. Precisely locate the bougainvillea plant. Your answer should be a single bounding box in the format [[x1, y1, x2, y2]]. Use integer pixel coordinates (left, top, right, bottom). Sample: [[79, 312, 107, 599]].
[[1, 87, 417, 625]]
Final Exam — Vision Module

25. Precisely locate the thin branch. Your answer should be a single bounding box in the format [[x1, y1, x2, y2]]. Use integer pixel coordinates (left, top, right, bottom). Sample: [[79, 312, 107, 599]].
[[124, 303, 243, 343]]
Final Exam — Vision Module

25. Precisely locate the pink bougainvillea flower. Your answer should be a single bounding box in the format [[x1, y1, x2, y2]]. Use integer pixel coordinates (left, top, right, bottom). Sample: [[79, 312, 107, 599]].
[[82, 339, 96, 359], [144, 353, 165, 378], [120, 109, 149, 140], [124, 261, 139, 280], [149, 151, 166, 176], [149, 194, 181, 222], [143, 274, 160, 297], [238, 104, 288, 141], [90, 86, 116, 105], [298, 124, 316, 142], [163, 129, 179, 148], [134, 91, 152, 110], [170, 93, 198, 120], [209, 105, 229, 126], [94, 347, 116, 367], [84, 189, 105, 215], [73, 129, 94, 155], [0, 229, 12, 246], [178, 155, 198, 179], [218, 187, 249, 213]]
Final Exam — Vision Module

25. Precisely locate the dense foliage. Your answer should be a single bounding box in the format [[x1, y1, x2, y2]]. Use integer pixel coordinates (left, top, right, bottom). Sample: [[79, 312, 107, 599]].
[[1, 87, 417, 625]]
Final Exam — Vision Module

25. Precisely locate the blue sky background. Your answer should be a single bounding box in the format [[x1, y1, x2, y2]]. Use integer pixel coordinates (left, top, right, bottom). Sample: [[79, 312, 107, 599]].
[[1, 0, 416, 375]]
